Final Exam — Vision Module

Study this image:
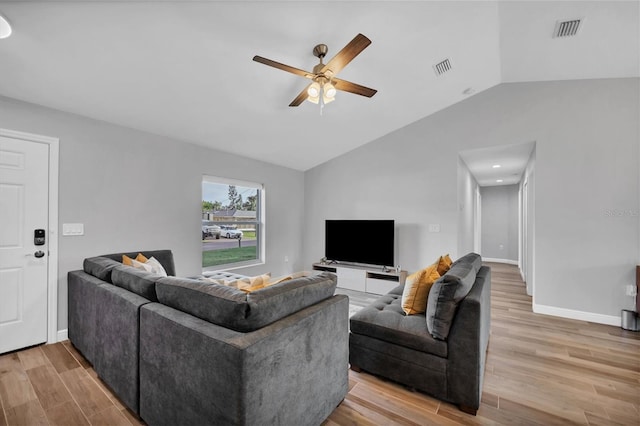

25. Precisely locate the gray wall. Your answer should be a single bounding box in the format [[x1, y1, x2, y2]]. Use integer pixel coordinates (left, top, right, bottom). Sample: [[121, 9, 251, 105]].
[[0, 96, 305, 332], [480, 184, 518, 261], [303, 78, 639, 320]]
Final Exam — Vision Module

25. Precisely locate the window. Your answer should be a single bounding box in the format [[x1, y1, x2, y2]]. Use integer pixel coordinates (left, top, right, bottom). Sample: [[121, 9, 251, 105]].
[[202, 176, 263, 270]]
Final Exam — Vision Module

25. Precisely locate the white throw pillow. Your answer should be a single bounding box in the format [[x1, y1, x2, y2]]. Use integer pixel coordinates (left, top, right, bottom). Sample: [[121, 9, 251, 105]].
[[145, 256, 168, 277], [130, 256, 167, 277]]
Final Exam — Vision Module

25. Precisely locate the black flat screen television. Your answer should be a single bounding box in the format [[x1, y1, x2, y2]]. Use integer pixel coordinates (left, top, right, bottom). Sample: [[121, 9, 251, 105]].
[[325, 219, 395, 267]]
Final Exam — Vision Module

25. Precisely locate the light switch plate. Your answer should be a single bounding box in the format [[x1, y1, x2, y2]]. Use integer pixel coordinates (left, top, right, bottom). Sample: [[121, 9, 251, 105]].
[[62, 223, 84, 236]]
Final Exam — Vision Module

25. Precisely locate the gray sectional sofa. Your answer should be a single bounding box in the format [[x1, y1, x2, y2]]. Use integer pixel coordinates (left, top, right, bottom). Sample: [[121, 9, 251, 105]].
[[68, 250, 349, 426], [348, 253, 491, 415]]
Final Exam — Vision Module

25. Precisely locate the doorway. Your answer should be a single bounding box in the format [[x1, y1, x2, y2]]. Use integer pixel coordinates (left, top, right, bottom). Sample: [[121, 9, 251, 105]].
[[0, 128, 59, 353]]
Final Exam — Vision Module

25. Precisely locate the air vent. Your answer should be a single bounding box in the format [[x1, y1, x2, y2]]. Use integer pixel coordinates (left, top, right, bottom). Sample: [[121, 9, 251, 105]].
[[553, 19, 582, 38], [433, 58, 452, 76]]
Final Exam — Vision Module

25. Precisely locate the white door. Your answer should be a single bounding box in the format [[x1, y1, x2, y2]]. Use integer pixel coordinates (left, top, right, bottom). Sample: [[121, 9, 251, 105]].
[[0, 136, 49, 354]]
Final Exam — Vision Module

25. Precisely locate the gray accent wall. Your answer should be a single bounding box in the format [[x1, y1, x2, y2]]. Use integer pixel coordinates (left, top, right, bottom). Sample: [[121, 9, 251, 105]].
[[303, 78, 639, 320], [480, 184, 519, 261], [0, 96, 305, 332]]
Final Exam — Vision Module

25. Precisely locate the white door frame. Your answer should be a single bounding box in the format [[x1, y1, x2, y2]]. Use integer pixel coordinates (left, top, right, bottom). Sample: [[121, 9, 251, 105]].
[[521, 180, 528, 283], [473, 186, 481, 254], [0, 128, 59, 345]]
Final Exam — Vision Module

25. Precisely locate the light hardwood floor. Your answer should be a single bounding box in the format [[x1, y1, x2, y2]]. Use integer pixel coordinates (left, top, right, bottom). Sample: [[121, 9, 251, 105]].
[[1, 263, 638, 425]]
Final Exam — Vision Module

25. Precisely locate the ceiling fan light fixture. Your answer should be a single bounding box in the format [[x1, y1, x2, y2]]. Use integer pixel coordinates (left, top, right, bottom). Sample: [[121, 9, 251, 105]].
[[0, 14, 12, 39], [322, 93, 335, 104], [307, 82, 321, 98], [324, 82, 337, 99]]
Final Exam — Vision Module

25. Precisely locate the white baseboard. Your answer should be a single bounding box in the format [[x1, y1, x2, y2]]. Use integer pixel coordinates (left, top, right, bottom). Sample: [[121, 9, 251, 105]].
[[57, 329, 68, 342], [533, 303, 621, 326], [483, 257, 518, 265]]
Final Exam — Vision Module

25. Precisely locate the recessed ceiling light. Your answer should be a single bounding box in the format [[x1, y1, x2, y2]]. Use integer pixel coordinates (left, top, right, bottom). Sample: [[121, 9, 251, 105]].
[[496, 179, 503, 183], [0, 14, 12, 39], [492, 164, 501, 168]]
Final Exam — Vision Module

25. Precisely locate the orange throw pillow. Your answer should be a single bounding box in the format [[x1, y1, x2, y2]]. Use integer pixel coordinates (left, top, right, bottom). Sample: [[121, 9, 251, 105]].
[[435, 254, 452, 276], [401, 264, 441, 315]]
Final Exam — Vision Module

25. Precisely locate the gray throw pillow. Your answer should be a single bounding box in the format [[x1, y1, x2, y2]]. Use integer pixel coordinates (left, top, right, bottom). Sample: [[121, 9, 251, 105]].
[[426, 262, 477, 340], [450, 252, 482, 274]]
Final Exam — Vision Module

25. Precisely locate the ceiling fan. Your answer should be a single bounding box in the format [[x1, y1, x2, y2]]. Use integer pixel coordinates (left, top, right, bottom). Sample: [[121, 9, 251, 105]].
[[253, 33, 377, 107]]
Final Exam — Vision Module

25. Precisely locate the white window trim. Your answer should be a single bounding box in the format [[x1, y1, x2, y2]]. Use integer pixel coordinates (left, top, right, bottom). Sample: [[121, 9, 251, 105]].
[[202, 175, 265, 271]]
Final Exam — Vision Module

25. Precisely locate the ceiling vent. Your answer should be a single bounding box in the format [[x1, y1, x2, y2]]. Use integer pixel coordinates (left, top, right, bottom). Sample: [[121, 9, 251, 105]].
[[433, 58, 452, 76], [553, 19, 582, 38]]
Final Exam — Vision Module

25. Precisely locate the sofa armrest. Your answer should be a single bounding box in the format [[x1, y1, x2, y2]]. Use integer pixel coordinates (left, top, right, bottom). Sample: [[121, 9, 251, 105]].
[[94, 283, 151, 413], [68, 270, 105, 364], [139, 295, 349, 426], [446, 266, 491, 411]]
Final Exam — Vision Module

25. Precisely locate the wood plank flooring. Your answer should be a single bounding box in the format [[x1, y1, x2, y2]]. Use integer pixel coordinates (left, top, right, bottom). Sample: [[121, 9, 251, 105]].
[[326, 263, 640, 425], [1, 262, 638, 425]]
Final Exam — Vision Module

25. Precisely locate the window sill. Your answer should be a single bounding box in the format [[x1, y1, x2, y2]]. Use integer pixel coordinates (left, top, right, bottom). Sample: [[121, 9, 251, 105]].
[[202, 259, 265, 273]]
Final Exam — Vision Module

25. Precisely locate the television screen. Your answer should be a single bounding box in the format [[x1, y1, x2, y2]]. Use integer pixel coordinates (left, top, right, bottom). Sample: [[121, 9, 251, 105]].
[[325, 220, 395, 267]]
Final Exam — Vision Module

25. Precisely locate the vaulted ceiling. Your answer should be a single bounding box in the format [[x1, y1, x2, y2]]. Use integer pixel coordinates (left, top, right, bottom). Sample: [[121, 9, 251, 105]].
[[0, 1, 637, 171]]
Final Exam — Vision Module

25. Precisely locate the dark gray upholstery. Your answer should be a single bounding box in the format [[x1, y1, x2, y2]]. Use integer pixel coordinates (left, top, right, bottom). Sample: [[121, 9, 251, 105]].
[[68, 270, 103, 364], [94, 283, 151, 413], [349, 255, 491, 415], [139, 295, 349, 426], [350, 293, 447, 357], [111, 266, 160, 302], [68, 250, 348, 424], [447, 266, 491, 411], [349, 333, 447, 396], [156, 271, 337, 332], [427, 261, 477, 340], [451, 252, 482, 273], [83, 257, 121, 283]]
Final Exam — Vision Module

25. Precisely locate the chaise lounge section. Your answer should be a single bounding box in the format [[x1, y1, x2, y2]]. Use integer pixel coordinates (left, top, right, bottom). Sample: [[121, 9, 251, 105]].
[[348, 253, 491, 415]]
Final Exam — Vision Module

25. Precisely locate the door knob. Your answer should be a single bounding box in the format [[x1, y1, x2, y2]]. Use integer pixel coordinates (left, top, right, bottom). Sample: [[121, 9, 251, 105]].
[[34, 250, 45, 258]]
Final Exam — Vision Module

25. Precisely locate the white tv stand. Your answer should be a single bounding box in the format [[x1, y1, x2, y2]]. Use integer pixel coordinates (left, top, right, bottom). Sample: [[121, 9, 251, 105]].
[[312, 262, 407, 295]]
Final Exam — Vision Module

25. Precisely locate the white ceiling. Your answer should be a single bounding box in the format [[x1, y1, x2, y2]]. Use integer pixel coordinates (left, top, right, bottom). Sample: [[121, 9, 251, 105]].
[[0, 1, 637, 171]]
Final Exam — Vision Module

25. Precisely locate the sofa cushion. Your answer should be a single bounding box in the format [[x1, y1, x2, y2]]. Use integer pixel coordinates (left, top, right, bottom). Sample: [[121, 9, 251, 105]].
[[426, 261, 477, 340], [450, 252, 481, 274], [155, 272, 337, 332], [350, 293, 447, 358], [245, 272, 337, 329], [111, 266, 160, 302], [83, 256, 122, 282]]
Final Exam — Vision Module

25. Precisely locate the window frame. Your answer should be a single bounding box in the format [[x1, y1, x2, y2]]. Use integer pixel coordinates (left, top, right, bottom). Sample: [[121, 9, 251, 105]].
[[202, 175, 265, 271]]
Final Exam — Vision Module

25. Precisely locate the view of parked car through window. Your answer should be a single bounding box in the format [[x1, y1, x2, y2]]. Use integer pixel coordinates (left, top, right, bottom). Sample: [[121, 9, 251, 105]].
[[202, 177, 262, 268]]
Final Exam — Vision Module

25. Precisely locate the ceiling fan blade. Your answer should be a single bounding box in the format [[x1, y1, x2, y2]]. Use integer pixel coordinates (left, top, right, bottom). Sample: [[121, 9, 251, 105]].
[[332, 78, 377, 98], [289, 84, 311, 107], [321, 33, 371, 76], [253, 56, 314, 79]]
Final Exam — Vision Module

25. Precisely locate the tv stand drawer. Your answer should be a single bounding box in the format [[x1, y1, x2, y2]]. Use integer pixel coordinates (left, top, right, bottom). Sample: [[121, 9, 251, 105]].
[[312, 263, 406, 294]]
